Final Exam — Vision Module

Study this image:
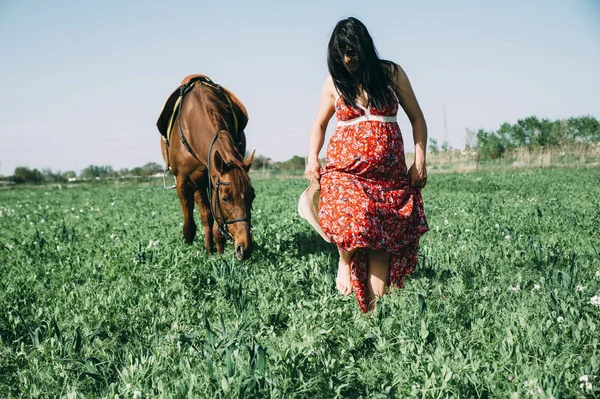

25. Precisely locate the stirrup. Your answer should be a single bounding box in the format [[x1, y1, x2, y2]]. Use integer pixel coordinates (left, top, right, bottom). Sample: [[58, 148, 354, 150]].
[[163, 168, 176, 190]]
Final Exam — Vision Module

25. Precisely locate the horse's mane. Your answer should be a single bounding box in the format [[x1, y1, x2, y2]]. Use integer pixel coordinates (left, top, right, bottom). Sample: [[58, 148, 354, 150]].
[[229, 163, 252, 193], [196, 82, 248, 137], [215, 135, 252, 192]]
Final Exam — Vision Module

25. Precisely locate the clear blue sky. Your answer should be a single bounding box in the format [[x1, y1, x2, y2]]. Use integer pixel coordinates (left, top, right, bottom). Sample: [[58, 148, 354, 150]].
[[1, 0, 599, 175]]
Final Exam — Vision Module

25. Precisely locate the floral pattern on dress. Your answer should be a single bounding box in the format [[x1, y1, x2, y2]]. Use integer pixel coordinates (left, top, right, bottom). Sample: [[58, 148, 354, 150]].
[[318, 93, 429, 312]]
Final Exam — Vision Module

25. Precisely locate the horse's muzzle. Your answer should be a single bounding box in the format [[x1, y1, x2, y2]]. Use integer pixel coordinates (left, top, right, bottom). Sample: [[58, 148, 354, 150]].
[[234, 241, 253, 260]]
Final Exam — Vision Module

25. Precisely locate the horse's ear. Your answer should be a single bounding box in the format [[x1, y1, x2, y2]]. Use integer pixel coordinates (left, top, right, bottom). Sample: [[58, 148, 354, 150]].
[[214, 150, 225, 174], [243, 150, 255, 172]]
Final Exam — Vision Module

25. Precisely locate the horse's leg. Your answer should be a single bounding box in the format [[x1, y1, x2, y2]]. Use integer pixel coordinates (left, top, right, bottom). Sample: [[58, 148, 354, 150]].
[[194, 187, 214, 253], [176, 176, 196, 244], [213, 223, 226, 255]]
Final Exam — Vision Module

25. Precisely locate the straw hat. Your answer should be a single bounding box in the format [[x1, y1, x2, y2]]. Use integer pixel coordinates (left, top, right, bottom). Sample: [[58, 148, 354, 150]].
[[298, 176, 331, 243]]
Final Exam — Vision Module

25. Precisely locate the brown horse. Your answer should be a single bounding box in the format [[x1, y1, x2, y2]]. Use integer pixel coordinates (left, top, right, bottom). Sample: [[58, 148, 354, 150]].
[[157, 74, 255, 260]]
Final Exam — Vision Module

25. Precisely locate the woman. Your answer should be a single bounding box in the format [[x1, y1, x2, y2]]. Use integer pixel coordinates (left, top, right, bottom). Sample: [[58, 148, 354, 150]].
[[305, 17, 429, 312]]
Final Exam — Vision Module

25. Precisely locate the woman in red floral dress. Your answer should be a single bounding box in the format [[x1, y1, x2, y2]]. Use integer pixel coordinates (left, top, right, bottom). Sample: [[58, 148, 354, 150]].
[[306, 17, 429, 312]]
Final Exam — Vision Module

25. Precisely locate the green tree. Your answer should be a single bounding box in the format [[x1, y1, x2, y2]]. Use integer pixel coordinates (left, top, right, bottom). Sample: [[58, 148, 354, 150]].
[[13, 167, 44, 184], [81, 165, 115, 179], [280, 156, 305, 170], [429, 138, 439, 155]]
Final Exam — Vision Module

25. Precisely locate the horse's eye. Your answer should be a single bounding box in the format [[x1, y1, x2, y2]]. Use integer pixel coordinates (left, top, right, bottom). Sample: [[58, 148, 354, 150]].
[[221, 196, 231, 203]]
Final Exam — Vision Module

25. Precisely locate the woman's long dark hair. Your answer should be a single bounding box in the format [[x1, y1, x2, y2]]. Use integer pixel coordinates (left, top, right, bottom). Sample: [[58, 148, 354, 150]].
[[327, 17, 397, 110]]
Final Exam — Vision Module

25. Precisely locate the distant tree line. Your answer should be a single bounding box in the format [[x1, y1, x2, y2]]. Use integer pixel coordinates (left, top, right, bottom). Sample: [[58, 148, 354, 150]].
[[4, 115, 598, 183], [5, 162, 165, 184], [467, 115, 600, 159]]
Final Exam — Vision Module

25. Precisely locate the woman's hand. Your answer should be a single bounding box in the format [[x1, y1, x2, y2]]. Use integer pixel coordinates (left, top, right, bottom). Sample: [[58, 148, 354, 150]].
[[408, 162, 427, 189], [305, 157, 323, 180]]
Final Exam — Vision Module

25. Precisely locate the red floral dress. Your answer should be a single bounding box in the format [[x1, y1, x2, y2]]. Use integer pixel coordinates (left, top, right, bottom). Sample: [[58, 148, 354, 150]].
[[318, 92, 429, 312]]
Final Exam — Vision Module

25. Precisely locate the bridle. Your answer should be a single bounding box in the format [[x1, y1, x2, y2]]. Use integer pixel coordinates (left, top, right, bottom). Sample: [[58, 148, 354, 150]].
[[206, 130, 252, 240], [174, 77, 251, 241]]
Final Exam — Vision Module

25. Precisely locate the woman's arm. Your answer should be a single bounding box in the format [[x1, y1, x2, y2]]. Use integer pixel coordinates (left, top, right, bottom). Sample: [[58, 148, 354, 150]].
[[305, 76, 336, 180], [391, 63, 428, 188]]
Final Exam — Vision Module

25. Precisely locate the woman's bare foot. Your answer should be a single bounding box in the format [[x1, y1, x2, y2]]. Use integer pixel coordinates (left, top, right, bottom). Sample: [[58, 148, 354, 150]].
[[336, 259, 353, 295], [336, 248, 356, 295]]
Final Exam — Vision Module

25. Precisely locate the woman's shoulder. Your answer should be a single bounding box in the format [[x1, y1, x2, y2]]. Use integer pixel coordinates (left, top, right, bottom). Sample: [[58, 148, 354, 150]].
[[322, 75, 337, 97], [381, 60, 402, 76]]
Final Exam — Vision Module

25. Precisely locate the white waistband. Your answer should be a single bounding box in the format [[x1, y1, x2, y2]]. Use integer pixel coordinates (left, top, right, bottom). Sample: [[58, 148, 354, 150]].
[[336, 115, 397, 127]]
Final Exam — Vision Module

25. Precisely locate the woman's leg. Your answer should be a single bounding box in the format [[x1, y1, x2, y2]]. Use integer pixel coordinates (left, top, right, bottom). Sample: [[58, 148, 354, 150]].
[[367, 249, 390, 311], [337, 247, 357, 295]]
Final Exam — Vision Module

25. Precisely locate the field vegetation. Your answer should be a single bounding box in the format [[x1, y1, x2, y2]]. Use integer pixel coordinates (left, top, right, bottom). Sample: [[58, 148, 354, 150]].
[[1, 166, 599, 397]]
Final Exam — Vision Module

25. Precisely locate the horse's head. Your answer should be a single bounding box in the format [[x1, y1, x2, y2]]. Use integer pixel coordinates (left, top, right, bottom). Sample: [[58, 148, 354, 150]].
[[212, 150, 255, 260]]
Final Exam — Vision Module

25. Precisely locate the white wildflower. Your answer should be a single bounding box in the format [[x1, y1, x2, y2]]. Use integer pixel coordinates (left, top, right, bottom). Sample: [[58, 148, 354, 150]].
[[111, 234, 117, 240], [133, 390, 141, 398], [495, 223, 499, 228], [533, 284, 540, 291], [6, 243, 13, 250], [411, 382, 420, 393], [596, 271, 600, 278], [509, 285, 520, 293], [147, 239, 160, 249], [71, 207, 75, 211], [26, 214, 30, 219], [591, 295, 600, 307], [435, 225, 439, 232], [444, 219, 449, 225], [576, 285, 585, 292], [505, 235, 511, 240], [511, 393, 519, 399], [557, 316, 564, 323], [111, 202, 116, 206], [56, 245, 60, 251], [126, 383, 131, 390], [40, 219, 45, 224], [523, 379, 542, 395], [579, 375, 593, 390], [448, 234, 453, 239], [464, 229, 471, 232], [582, 382, 593, 390]]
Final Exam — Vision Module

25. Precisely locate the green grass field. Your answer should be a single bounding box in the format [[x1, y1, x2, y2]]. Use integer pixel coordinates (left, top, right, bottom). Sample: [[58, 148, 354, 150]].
[[1, 167, 600, 398]]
